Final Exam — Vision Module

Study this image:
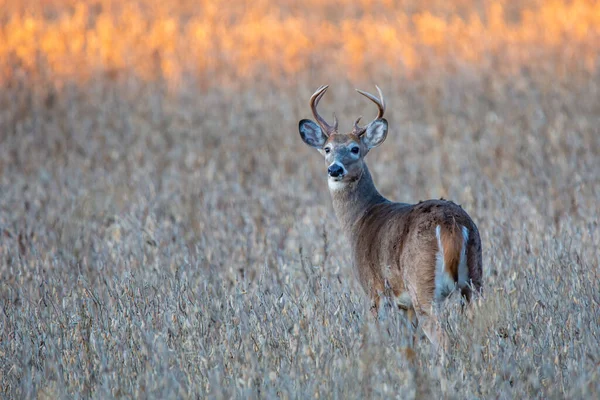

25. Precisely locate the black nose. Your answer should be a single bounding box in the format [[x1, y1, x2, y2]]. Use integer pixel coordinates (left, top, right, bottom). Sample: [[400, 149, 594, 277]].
[[328, 164, 344, 177]]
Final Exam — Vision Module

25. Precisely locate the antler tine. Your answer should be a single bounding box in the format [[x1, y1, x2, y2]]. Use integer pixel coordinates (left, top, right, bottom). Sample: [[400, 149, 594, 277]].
[[353, 85, 386, 135], [355, 85, 386, 119], [314, 89, 336, 127], [310, 85, 337, 135], [353, 116, 364, 135], [375, 85, 385, 117]]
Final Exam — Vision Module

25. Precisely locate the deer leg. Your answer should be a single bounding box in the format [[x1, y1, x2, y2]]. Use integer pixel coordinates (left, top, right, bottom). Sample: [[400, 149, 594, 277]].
[[405, 307, 419, 348], [415, 311, 449, 356], [370, 294, 380, 319], [368, 277, 386, 320], [404, 283, 447, 354]]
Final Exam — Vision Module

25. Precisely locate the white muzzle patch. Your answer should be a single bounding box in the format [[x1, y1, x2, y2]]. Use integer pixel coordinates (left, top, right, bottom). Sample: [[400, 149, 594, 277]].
[[327, 161, 348, 190]]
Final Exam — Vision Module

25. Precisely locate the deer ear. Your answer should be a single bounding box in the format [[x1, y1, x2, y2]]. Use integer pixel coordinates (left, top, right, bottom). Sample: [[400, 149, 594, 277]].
[[361, 118, 388, 149], [299, 119, 327, 148]]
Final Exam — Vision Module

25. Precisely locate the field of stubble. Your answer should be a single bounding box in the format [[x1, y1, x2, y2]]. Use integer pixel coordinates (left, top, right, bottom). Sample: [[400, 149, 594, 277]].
[[1, 69, 599, 398], [1, 2, 600, 398]]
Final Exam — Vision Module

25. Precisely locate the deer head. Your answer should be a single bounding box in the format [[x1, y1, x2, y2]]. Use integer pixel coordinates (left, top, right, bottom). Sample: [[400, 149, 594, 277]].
[[298, 85, 388, 189]]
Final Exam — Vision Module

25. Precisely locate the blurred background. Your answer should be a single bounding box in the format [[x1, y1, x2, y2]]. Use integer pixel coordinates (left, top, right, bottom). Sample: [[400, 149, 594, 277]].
[[1, 0, 599, 398], [1, 0, 599, 86]]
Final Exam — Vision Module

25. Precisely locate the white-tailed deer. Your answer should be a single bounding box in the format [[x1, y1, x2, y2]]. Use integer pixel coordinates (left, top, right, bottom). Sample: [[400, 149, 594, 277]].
[[298, 85, 483, 348]]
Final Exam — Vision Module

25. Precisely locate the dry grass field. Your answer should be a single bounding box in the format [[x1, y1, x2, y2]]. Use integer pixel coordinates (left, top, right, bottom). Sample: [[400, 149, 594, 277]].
[[1, 0, 599, 398]]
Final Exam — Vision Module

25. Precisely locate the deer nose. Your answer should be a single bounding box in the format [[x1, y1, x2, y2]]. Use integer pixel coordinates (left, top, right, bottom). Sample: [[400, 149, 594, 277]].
[[328, 164, 344, 178]]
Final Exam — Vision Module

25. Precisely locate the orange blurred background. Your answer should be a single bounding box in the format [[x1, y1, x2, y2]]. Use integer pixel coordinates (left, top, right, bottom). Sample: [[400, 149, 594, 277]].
[[0, 0, 599, 87]]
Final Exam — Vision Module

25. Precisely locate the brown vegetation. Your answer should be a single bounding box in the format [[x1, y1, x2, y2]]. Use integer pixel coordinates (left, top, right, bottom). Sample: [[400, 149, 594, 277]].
[[0, 0, 599, 398]]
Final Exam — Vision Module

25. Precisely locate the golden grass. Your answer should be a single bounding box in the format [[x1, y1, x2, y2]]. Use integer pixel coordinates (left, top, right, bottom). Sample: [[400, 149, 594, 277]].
[[0, 0, 599, 398], [0, 0, 599, 86]]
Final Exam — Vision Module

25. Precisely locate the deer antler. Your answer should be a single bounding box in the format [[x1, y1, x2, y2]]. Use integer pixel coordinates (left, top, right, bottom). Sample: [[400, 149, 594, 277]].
[[353, 85, 386, 136], [310, 85, 338, 135]]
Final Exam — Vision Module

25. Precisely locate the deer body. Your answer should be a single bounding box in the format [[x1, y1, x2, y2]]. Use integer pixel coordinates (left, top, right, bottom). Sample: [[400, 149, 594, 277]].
[[298, 85, 483, 346], [331, 162, 482, 313]]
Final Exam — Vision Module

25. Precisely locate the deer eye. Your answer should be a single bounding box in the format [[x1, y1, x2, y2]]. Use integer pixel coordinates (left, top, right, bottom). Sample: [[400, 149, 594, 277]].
[[324, 147, 331, 154], [351, 147, 360, 154]]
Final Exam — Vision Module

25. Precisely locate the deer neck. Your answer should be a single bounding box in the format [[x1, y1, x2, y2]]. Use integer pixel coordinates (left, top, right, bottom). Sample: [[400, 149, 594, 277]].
[[329, 163, 388, 232]]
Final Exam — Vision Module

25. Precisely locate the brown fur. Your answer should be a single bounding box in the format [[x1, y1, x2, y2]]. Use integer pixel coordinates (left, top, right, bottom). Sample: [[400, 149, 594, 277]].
[[342, 192, 481, 315], [326, 133, 361, 145]]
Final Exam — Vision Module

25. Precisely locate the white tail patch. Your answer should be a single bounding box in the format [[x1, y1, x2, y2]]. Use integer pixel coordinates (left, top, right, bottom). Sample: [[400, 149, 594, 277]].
[[458, 226, 469, 290], [434, 225, 454, 301], [434, 224, 469, 302]]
